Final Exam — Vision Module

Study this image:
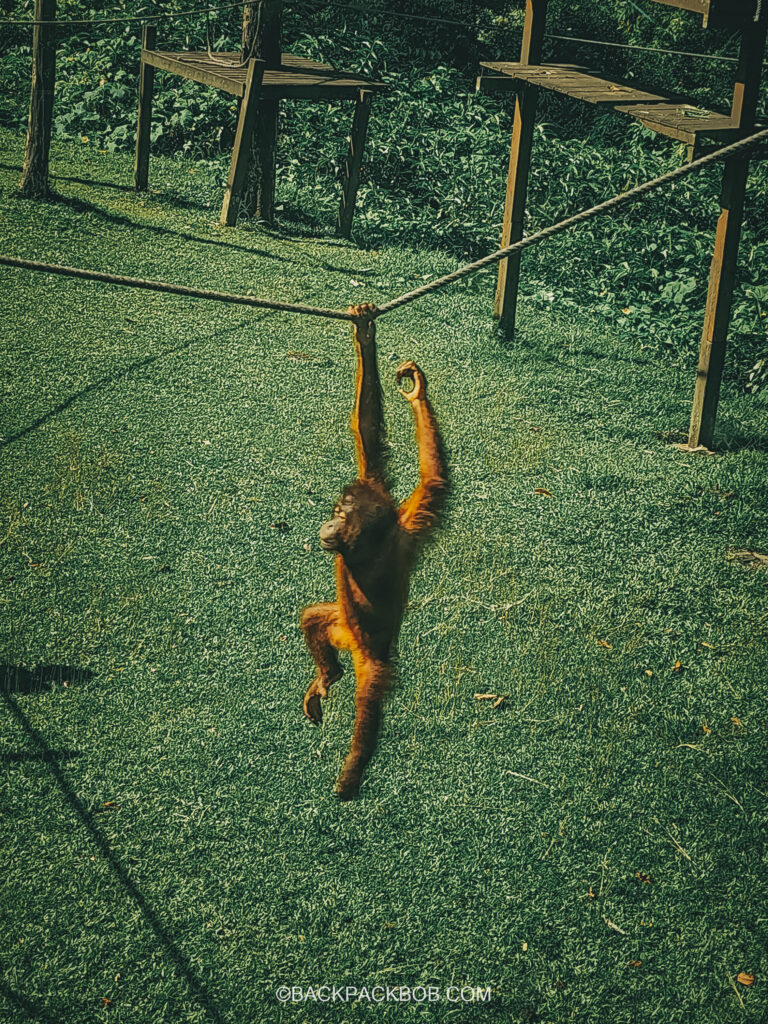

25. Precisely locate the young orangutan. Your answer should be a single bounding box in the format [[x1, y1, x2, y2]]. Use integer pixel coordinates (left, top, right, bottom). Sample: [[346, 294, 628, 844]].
[[300, 303, 447, 800]]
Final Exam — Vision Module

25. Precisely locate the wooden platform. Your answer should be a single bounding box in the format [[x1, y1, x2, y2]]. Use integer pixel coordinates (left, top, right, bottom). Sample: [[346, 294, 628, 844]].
[[142, 50, 387, 100], [478, 62, 748, 146], [650, 0, 762, 28]]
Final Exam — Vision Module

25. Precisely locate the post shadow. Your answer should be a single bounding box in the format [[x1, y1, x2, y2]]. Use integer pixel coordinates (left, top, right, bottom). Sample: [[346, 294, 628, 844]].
[[1, 684, 226, 1024]]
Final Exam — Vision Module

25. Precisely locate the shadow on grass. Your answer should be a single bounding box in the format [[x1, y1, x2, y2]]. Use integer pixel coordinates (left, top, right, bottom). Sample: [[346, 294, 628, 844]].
[[0, 323, 241, 450], [0, 663, 93, 695], [1, 690, 227, 1024], [0, 978, 62, 1024], [717, 431, 768, 454], [48, 190, 292, 265]]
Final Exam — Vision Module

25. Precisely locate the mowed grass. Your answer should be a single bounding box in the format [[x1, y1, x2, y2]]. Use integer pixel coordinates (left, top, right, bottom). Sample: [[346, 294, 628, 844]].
[[1, 129, 768, 1024]]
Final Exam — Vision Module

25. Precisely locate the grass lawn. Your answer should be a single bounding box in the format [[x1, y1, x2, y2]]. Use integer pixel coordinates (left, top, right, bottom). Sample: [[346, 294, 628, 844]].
[[1, 128, 767, 1024]]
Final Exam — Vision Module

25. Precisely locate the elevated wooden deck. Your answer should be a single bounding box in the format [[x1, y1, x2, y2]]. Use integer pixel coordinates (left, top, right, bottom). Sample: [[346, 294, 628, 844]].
[[141, 50, 387, 100], [477, 62, 748, 146], [650, 0, 762, 28]]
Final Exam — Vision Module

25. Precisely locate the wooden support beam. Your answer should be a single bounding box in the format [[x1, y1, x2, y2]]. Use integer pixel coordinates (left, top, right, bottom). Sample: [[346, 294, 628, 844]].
[[220, 59, 265, 226], [134, 24, 157, 191], [687, 19, 766, 448], [19, 0, 57, 198], [242, 0, 283, 223], [494, 0, 548, 338], [337, 91, 372, 239]]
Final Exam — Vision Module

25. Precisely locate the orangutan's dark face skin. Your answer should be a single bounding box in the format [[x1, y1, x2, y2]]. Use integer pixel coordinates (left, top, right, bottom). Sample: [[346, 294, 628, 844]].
[[319, 483, 397, 562]]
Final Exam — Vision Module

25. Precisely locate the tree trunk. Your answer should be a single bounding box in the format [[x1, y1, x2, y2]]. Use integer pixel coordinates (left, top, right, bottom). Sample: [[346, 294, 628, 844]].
[[240, 0, 283, 223], [20, 0, 57, 198]]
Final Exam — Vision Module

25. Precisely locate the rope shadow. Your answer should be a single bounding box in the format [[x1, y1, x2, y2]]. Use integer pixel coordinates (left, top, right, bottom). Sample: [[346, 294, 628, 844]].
[[0, 320, 256, 450], [47, 190, 291, 264], [1, 690, 227, 1024], [45, 191, 366, 276], [0, 978, 62, 1024]]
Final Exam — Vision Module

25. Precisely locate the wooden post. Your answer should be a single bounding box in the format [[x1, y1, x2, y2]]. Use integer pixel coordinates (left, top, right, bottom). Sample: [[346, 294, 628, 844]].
[[134, 23, 157, 191], [337, 90, 372, 238], [241, 0, 283, 223], [687, 18, 767, 449], [494, 0, 548, 338], [19, 0, 57, 198], [220, 59, 265, 225]]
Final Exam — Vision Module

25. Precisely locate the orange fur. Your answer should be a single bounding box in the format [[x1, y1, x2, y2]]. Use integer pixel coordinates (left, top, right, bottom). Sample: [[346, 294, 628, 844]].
[[300, 304, 447, 799]]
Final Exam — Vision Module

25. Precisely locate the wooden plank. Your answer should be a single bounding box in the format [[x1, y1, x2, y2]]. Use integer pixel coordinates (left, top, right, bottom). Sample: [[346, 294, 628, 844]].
[[142, 49, 246, 96], [142, 51, 386, 97], [133, 24, 156, 191], [19, 0, 57, 198], [480, 62, 746, 143], [220, 59, 265, 226], [650, 0, 761, 26], [337, 91, 372, 238], [495, 0, 549, 337]]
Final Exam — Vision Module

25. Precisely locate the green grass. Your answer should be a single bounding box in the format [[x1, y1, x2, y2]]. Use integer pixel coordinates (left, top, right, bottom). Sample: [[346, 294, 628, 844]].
[[1, 129, 767, 1024]]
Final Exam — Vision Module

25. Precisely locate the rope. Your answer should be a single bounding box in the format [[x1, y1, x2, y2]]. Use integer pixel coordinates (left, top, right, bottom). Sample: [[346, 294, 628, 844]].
[[374, 127, 768, 317], [0, 255, 355, 321], [544, 34, 763, 67], [3, 129, 767, 325], [0, 0, 261, 28]]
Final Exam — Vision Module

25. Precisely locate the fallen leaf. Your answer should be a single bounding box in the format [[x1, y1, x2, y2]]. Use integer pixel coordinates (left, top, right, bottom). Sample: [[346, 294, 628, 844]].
[[474, 693, 497, 700], [588, 885, 596, 899], [731, 716, 742, 726], [703, 723, 711, 735], [737, 973, 755, 986], [672, 660, 683, 673], [629, 960, 642, 967], [492, 695, 506, 709], [597, 639, 613, 649], [635, 872, 652, 884], [522, 941, 528, 951], [533, 487, 553, 497], [644, 669, 653, 677], [699, 641, 714, 649]]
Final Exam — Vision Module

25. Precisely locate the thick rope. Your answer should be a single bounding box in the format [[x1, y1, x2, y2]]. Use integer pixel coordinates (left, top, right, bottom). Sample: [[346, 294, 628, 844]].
[[2, 128, 767, 324], [374, 127, 768, 317], [0, 255, 355, 321]]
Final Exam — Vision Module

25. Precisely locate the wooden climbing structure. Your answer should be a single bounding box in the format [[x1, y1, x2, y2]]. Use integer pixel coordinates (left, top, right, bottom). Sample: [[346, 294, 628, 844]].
[[134, 3, 386, 236], [477, 0, 767, 450]]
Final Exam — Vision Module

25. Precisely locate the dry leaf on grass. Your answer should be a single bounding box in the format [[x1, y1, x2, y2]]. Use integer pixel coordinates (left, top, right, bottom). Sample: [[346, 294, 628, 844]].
[[533, 487, 553, 497], [737, 973, 755, 987], [597, 639, 612, 649]]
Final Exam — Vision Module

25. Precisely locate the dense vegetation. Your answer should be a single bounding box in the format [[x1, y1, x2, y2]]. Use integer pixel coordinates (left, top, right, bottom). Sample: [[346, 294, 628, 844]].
[[1, 0, 767, 390]]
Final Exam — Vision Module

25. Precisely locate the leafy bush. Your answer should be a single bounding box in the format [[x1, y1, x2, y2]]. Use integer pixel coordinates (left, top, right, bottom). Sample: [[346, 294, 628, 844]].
[[1, 1, 766, 388]]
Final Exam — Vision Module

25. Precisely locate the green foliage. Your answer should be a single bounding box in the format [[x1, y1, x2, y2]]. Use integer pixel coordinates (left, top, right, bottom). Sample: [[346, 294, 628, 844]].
[[0, 1, 766, 387]]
